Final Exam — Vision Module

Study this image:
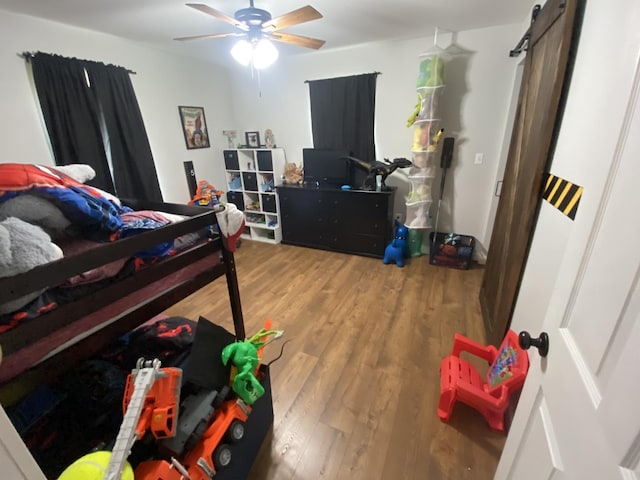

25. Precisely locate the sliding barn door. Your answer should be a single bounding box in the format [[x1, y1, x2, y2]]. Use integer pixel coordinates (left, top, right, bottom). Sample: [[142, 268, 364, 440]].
[[479, 0, 582, 346]]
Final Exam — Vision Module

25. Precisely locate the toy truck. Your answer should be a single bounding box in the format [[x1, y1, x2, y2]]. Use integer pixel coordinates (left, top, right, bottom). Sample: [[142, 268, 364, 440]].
[[104, 357, 252, 480]]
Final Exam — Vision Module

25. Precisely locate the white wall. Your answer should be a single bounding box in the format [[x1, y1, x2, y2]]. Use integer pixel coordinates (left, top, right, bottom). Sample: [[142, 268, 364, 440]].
[[0, 9, 236, 204], [225, 23, 522, 256], [0, 8, 523, 253]]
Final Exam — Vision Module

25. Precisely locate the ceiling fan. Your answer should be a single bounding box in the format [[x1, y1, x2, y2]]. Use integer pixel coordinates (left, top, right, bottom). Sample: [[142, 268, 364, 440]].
[[175, 2, 326, 51]]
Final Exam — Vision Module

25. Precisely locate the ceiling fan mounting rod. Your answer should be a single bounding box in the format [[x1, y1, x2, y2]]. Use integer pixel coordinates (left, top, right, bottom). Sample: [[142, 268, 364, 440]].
[[235, 5, 272, 26]]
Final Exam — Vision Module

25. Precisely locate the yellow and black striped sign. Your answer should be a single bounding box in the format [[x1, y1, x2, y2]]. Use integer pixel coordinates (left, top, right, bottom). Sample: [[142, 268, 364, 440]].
[[543, 173, 583, 220]]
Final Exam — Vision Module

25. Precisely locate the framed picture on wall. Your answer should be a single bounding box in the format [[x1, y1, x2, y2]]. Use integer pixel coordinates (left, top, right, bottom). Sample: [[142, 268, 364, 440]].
[[178, 106, 210, 149], [245, 131, 260, 148]]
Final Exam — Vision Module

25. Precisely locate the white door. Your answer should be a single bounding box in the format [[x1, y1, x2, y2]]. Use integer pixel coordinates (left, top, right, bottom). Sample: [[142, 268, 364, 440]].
[[495, 2, 640, 476]]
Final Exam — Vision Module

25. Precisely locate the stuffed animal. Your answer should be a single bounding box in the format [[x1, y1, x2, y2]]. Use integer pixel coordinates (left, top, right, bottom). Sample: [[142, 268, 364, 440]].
[[283, 162, 303, 184], [416, 55, 445, 88], [0, 194, 72, 239], [0, 217, 63, 314], [383, 221, 410, 267]]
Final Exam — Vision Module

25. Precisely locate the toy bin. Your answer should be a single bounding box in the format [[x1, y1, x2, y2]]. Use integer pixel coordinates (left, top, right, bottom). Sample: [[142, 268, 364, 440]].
[[429, 232, 475, 269]]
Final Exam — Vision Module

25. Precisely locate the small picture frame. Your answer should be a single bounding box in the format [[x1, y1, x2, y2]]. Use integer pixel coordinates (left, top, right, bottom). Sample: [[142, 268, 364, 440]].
[[178, 106, 210, 149], [245, 131, 260, 148]]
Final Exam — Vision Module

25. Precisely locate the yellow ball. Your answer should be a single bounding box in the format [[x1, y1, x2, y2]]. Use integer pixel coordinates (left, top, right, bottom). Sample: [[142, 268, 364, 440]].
[[57, 451, 134, 480]]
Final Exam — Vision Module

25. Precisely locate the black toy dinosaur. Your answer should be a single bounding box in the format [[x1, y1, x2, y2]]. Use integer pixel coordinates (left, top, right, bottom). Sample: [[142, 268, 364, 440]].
[[343, 156, 412, 190]]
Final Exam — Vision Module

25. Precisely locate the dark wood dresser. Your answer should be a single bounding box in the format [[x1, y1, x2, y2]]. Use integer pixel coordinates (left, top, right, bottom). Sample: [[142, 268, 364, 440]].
[[277, 184, 395, 258]]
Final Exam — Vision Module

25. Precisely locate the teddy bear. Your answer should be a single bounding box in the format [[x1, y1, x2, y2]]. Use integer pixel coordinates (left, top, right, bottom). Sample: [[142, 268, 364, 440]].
[[0, 217, 64, 314], [283, 162, 303, 184]]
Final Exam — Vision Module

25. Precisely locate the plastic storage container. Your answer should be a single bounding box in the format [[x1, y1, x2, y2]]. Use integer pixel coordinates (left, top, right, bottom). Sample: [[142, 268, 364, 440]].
[[429, 232, 475, 269]]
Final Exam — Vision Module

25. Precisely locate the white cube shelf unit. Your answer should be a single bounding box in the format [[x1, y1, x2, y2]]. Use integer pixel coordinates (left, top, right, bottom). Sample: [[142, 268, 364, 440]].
[[223, 148, 286, 244]]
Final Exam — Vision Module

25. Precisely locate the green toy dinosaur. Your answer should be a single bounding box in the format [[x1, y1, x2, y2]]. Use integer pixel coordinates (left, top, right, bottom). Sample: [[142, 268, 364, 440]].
[[221, 327, 283, 405], [344, 156, 412, 190]]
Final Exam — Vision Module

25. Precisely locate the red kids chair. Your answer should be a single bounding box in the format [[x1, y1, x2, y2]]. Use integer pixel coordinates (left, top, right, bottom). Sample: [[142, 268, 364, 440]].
[[438, 329, 529, 432]]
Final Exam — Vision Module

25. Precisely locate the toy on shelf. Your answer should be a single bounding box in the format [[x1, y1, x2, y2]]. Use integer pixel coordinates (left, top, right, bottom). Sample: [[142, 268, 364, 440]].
[[188, 180, 224, 208], [245, 213, 265, 224], [228, 173, 242, 190], [222, 130, 237, 149], [383, 220, 410, 267], [345, 156, 412, 191], [438, 330, 529, 432], [260, 173, 275, 192], [283, 162, 303, 185], [264, 129, 275, 148], [245, 201, 261, 211]]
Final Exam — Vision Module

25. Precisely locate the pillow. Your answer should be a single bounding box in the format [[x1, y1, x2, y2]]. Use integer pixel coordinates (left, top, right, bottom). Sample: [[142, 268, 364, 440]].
[[52, 164, 96, 184]]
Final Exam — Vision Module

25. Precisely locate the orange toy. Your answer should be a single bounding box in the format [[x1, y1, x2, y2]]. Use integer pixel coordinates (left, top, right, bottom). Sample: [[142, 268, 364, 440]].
[[438, 329, 529, 432], [178, 399, 250, 479], [188, 180, 224, 207], [121, 364, 182, 441], [134, 398, 251, 480]]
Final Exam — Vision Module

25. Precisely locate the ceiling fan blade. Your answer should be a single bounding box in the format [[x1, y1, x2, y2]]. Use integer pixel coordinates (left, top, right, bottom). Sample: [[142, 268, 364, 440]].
[[262, 5, 322, 31], [270, 31, 325, 50], [185, 3, 247, 30], [174, 32, 243, 41]]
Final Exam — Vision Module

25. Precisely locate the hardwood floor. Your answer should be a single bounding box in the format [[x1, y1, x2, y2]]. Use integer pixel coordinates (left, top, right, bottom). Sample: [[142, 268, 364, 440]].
[[165, 240, 505, 480]]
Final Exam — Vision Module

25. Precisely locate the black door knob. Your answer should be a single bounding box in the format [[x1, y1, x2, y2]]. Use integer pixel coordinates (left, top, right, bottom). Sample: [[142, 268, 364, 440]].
[[519, 331, 549, 357]]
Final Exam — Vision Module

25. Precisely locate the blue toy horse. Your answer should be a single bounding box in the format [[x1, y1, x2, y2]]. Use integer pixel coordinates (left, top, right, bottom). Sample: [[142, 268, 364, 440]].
[[383, 221, 410, 267]]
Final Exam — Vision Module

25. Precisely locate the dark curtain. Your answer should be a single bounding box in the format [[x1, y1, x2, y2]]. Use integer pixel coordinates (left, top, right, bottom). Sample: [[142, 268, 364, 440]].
[[86, 63, 163, 202], [308, 73, 377, 162], [31, 53, 115, 193]]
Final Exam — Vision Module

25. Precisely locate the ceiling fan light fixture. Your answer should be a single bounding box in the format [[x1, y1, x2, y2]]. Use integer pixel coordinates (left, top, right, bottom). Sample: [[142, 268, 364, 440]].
[[231, 37, 279, 69], [252, 38, 279, 69], [231, 39, 253, 65]]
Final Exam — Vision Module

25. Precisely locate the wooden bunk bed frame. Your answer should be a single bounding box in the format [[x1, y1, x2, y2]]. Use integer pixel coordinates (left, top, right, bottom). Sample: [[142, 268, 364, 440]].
[[0, 199, 275, 479], [0, 199, 245, 402]]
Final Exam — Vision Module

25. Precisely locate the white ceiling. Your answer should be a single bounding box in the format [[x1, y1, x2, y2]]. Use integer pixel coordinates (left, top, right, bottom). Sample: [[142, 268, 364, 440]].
[[0, 0, 532, 64]]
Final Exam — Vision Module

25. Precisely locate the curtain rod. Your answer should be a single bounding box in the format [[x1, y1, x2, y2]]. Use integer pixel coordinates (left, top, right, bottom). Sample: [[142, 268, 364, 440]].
[[18, 51, 137, 75], [509, 4, 541, 57], [304, 71, 381, 83]]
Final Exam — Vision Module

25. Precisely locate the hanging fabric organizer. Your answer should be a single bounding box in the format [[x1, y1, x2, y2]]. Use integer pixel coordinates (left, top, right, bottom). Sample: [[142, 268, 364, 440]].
[[405, 48, 446, 236]]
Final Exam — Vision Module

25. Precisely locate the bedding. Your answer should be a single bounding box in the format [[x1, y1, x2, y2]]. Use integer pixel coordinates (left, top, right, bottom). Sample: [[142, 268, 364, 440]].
[[0, 163, 123, 235], [0, 163, 213, 331]]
